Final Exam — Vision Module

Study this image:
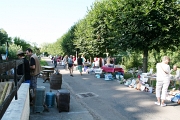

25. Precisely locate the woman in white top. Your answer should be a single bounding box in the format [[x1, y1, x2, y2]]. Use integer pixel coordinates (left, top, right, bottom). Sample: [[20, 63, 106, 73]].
[[155, 56, 170, 107]]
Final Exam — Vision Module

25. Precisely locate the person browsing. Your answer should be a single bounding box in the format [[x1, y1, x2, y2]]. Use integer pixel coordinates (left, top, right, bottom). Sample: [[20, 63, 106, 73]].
[[77, 55, 83, 76], [68, 55, 74, 76], [155, 56, 170, 107], [16, 50, 31, 83], [26, 48, 41, 105]]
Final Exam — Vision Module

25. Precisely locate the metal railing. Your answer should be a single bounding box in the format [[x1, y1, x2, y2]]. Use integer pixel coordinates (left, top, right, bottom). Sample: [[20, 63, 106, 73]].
[[0, 59, 24, 119]]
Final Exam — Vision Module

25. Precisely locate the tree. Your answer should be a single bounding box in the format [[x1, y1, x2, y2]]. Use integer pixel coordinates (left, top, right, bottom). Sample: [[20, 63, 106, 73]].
[[13, 37, 31, 51], [0, 29, 8, 45], [74, 1, 121, 57], [112, 0, 180, 72], [8, 43, 22, 59], [61, 25, 77, 56]]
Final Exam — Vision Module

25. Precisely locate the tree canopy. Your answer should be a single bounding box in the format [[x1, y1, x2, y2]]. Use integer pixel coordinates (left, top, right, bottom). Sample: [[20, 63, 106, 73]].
[[41, 0, 180, 72]]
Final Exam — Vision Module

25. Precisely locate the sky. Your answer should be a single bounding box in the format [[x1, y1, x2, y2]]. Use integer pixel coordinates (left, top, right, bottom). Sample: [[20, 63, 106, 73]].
[[0, 0, 95, 46]]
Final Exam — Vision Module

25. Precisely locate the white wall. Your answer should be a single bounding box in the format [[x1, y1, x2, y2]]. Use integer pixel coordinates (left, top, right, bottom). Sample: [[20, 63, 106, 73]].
[[2, 83, 30, 120]]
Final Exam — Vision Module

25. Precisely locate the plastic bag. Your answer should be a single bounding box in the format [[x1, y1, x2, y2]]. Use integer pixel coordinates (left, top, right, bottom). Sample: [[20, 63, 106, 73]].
[[171, 93, 180, 103]]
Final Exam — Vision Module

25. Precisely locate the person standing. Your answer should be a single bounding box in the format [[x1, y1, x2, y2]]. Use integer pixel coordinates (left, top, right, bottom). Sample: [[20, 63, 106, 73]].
[[171, 65, 180, 90], [16, 50, 31, 83], [51, 56, 54, 63], [53, 56, 57, 68], [68, 55, 74, 76], [77, 55, 83, 76], [81, 54, 86, 65], [73, 55, 76, 62], [172, 65, 180, 79], [94, 57, 99, 68], [155, 56, 170, 107], [26, 48, 41, 102], [110, 57, 114, 64], [63, 55, 68, 70]]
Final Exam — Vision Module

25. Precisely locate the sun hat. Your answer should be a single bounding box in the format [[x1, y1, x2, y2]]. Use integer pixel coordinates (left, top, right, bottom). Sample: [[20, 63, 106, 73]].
[[16, 50, 25, 55]]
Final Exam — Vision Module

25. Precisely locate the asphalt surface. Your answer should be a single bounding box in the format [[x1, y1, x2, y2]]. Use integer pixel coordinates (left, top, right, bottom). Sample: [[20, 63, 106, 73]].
[[30, 58, 94, 120], [30, 57, 180, 120]]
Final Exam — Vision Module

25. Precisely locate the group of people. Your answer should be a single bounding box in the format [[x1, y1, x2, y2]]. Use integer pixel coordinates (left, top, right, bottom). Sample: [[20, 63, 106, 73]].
[[60, 54, 86, 76], [16, 48, 41, 105], [155, 56, 180, 107], [92, 57, 115, 68], [51, 56, 64, 68], [60, 55, 116, 76]]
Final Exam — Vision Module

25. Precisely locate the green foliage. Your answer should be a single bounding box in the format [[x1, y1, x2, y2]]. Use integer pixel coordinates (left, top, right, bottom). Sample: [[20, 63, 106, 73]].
[[31, 0, 180, 73], [13, 37, 31, 51], [171, 70, 176, 75], [8, 43, 22, 59], [0, 45, 6, 54], [32, 46, 41, 56], [0, 28, 43, 60], [123, 73, 134, 79], [40, 60, 48, 66], [0, 29, 9, 45], [116, 0, 180, 72], [61, 25, 76, 56], [43, 52, 49, 57], [120, 50, 143, 70], [40, 43, 53, 56]]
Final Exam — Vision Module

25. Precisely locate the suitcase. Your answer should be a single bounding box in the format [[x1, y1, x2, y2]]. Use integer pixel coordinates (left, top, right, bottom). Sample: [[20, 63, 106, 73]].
[[56, 89, 70, 112], [34, 86, 45, 113]]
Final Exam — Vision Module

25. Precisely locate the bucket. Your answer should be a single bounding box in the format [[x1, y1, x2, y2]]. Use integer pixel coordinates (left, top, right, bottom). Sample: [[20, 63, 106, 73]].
[[45, 91, 55, 107], [50, 74, 62, 90], [95, 74, 100, 78]]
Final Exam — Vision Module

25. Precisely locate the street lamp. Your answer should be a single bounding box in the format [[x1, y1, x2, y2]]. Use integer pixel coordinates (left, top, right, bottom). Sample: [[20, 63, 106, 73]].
[[106, 52, 109, 57], [105, 49, 109, 57]]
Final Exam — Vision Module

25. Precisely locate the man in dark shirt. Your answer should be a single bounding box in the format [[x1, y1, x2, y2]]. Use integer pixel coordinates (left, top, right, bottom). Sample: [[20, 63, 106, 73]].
[[77, 55, 83, 76], [26, 48, 41, 106], [17, 50, 31, 83], [26, 48, 41, 89]]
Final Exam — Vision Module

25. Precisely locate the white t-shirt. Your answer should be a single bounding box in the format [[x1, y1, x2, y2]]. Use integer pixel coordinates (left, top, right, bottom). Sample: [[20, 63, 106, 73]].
[[95, 61, 99, 67], [175, 69, 180, 79], [156, 63, 170, 81]]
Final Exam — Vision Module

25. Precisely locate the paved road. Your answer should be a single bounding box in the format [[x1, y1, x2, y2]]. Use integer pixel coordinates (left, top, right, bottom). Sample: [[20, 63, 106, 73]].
[[30, 57, 180, 120]]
